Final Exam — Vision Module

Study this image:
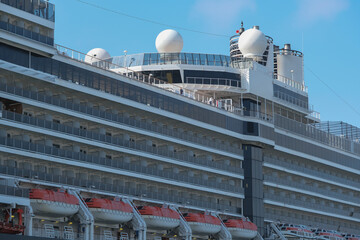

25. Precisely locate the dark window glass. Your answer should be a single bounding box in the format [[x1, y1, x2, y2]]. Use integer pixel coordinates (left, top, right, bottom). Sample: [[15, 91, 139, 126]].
[[0, 42, 29, 67]]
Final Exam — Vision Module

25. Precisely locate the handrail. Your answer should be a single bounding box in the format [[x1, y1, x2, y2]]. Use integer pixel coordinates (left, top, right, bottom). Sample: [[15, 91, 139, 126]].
[[54, 45, 268, 122], [275, 49, 303, 57], [0, 109, 243, 174], [274, 73, 308, 93]]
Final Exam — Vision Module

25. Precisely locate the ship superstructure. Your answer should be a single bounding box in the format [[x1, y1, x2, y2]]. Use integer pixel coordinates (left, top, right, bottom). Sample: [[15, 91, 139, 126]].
[[0, 1, 359, 240]]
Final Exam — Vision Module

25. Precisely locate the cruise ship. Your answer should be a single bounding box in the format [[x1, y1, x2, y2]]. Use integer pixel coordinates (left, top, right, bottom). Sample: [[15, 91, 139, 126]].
[[0, 1, 359, 240]]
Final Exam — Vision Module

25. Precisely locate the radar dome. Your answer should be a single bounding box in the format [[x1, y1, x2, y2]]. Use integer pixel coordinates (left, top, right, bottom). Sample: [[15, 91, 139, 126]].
[[84, 48, 111, 64], [238, 27, 267, 59], [156, 29, 183, 53]]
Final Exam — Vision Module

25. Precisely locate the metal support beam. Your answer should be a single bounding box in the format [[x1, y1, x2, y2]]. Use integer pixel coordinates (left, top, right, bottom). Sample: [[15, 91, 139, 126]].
[[122, 198, 147, 240], [68, 189, 94, 240], [170, 206, 192, 240], [215, 213, 232, 240]]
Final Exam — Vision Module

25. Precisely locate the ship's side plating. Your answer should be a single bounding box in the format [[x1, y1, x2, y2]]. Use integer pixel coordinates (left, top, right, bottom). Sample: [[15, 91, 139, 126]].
[[0, 1, 359, 240]]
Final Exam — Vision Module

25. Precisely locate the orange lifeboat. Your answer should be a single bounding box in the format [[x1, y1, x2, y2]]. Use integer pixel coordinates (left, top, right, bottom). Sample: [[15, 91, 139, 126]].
[[224, 218, 258, 239], [86, 198, 133, 224], [183, 213, 221, 235], [138, 206, 180, 230], [0, 208, 25, 234], [30, 189, 79, 217]]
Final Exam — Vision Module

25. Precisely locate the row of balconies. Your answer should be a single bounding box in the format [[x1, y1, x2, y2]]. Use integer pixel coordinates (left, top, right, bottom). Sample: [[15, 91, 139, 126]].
[[263, 155, 360, 189], [264, 175, 360, 204], [264, 192, 359, 219], [1, 109, 242, 175], [265, 208, 360, 235], [0, 82, 242, 156], [0, 168, 240, 213], [0, 134, 242, 194], [274, 114, 360, 156]]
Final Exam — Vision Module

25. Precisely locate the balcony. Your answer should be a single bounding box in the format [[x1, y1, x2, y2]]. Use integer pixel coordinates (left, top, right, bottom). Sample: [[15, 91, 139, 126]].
[[264, 156, 360, 189], [274, 114, 360, 156], [0, 20, 54, 46], [264, 193, 355, 218], [0, 166, 239, 213], [1, 109, 242, 175], [264, 175, 360, 204], [0, 135, 243, 195], [0, 184, 29, 198], [0, 83, 242, 157], [0, 0, 55, 22]]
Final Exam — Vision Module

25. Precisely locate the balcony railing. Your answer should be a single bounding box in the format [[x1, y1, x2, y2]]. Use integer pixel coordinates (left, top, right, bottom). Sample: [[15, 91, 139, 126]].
[[264, 175, 360, 204], [0, 0, 55, 22], [274, 74, 308, 93], [274, 91, 309, 110], [0, 166, 239, 213], [264, 193, 354, 217], [0, 135, 243, 194], [1, 110, 243, 175], [0, 184, 29, 198], [274, 114, 360, 156], [184, 77, 241, 88], [0, 20, 54, 46], [263, 156, 360, 189], [0, 83, 242, 156]]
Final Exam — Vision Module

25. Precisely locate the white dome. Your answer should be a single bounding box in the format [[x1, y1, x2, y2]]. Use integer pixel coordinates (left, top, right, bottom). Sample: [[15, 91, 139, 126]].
[[156, 29, 183, 53], [238, 27, 267, 59], [84, 48, 111, 64]]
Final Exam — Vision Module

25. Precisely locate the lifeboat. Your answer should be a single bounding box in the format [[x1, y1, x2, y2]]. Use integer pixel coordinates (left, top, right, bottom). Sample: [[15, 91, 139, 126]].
[[278, 223, 315, 238], [224, 218, 258, 239], [183, 213, 221, 235], [343, 234, 360, 240], [30, 189, 79, 217], [138, 206, 180, 230], [0, 208, 25, 234], [314, 230, 345, 240], [86, 198, 133, 224]]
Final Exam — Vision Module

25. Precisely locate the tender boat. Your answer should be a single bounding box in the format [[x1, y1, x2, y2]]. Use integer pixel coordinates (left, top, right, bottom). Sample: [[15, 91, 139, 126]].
[[183, 213, 221, 235], [0, 208, 25, 234], [313, 229, 345, 240], [30, 189, 79, 217], [86, 198, 133, 224], [278, 223, 315, 238], [224, 218, 258, 239], [343, 234, 360, 240], [137, 206, 180, 230]]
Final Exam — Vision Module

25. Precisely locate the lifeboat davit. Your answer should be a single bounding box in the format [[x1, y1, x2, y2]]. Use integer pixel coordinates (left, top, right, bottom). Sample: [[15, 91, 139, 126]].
[[0, 209, 25, 234], [224, 218, 258, 239], [138, 206, 180, 230], [86, 198, 133, 224], [183, 213, 221, 235], [30, 189, 79, 217]]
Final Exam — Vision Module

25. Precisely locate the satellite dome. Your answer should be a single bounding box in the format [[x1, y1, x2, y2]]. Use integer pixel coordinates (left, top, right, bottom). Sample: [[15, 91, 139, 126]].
[[238, 27, 267, 59], [84, 48, 111, 64], [156, 29, 183, 53]]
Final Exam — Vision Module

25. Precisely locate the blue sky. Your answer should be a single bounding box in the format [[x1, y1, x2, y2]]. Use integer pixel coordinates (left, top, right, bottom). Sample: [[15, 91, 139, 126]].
[[53, 0, 360, 127]]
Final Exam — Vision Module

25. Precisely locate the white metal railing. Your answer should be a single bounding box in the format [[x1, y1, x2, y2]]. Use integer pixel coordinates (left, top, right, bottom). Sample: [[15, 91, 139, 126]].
[[54, 44, 272, 123], [274, 73, 308, 93]]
